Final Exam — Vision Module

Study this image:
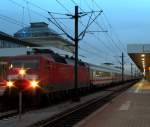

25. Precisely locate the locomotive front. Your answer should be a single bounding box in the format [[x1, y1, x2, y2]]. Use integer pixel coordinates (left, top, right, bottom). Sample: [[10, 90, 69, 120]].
[[6, 58, 40, 91]]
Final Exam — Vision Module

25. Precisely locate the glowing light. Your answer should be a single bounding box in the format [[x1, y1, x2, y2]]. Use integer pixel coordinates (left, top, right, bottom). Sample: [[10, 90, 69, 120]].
[[30, 80, 39, 88], [141, 54, 145, 57], [7, 81, 13, 87], [10, 64, 13, 68], [141, 58, 145, 61], [19, 68, 26, 76], [143, 68, 146, 76]]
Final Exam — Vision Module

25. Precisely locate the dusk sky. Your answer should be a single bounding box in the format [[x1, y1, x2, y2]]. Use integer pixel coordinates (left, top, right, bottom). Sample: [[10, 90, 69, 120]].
[[1, 0, 150, 73]]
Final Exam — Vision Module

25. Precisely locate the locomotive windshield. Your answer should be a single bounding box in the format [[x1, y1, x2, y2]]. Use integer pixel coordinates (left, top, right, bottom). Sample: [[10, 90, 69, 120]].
[[10, 60, 39, 69]]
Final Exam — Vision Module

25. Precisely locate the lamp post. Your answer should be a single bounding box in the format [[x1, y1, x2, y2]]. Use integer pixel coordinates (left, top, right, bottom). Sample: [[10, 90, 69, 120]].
[[19, 89, 22, 120], [17, 68, 26, 120]]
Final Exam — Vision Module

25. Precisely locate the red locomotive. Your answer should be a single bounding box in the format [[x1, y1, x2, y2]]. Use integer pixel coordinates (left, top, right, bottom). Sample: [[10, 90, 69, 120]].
[[6, 49, 90, 92], [3, 48, 132, 102]]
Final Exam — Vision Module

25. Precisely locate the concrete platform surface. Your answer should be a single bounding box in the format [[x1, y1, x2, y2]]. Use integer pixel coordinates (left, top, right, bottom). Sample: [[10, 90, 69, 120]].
[[75, 79, 150, 127], [0, 89, 110, 127]]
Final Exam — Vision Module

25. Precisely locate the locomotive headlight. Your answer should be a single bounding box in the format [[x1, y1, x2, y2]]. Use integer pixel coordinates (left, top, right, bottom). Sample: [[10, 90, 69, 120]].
[[7, 81, 14, 87], [19, 68, 26, 76], [30, 80, 39, 88]]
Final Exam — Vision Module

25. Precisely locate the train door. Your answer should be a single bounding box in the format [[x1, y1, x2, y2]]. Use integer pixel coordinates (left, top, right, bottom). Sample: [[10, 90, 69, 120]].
[[44, 60, 53, 91]]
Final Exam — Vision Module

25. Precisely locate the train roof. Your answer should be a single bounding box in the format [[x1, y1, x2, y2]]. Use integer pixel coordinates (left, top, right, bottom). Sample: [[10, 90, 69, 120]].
[[6, 48, 87, 67], [3, 48, 124, 74], [88, 63, 121, 73]]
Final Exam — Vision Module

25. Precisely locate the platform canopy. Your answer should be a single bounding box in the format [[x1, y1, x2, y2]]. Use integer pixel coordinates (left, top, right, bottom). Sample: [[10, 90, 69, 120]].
[[127, 44, 150, 77]]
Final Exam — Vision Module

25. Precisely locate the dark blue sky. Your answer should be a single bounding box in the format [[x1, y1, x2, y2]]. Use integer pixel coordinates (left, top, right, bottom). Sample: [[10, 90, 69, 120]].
[[1, 0, 149, 73]]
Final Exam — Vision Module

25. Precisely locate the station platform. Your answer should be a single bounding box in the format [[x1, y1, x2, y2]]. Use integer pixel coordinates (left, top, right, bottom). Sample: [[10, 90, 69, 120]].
[[75, 79, 150, 127]]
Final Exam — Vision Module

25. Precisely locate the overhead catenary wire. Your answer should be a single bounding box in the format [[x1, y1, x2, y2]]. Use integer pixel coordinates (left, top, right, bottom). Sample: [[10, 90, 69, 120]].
[[7, 0, 70, 20], [50, 1, 116, 63], [69, 0, 120, 51], [79, 47, 106, 60], [82, 0, 123, 53], [79, 0, 126, 65], [82, 1, 123, 56], [69, 0, 122, 63], [9, 0, 116, 59], [6, 0, 73, 36], [26, 1, 31, 23], [21, 0, 74, 34], [21, 7, 25, 27], [80, 41, 118, 62], [5, 0, 123, 63], [54, 0, 119, 58], [55, 0, 118, 56], [47, 12, 74, 41], [20, 0, 112, 60], [79, 10, 103, 40], [22, 0, 68, 15], [0, 13, 27, 26], [92, 0, 127, 53]]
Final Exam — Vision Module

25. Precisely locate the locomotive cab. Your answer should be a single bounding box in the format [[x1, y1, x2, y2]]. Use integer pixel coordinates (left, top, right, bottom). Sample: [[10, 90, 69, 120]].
[[6, 57, 40, 90]]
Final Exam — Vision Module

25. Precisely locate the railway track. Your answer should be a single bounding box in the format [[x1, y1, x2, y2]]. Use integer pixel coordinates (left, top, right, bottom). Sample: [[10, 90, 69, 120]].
[[0, 110, 18, 120], [0, 80, 137, 122], [29, 81, 135, 127], [0, 99, 17, 120]]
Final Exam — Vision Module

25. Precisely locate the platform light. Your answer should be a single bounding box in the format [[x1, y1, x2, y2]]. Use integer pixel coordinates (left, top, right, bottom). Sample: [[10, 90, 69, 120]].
[[141, 58, 145, 61], [143, 69, 146, 76], [141, 54, 145, 57], [7, 81, 13, 87]]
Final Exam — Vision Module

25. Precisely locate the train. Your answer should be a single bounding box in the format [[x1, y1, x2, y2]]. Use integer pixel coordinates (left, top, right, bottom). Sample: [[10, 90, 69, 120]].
[[1, 48, 133, 103]]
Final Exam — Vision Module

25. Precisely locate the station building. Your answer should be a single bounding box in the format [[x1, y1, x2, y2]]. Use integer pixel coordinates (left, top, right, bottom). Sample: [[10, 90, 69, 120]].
[[0, 31, 39, 48], [14, 22, 74, 53]]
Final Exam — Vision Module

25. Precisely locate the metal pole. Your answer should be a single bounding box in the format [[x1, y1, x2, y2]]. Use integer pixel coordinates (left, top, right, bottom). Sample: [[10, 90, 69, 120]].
[[122, 52, 124, 82], [131, 63, 133, 79], [73, 6, 80, 102], [19, 90, 22, 120]]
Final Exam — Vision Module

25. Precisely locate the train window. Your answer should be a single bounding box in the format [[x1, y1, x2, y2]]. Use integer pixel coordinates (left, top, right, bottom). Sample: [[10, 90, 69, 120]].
[[11, 60, 39, 69], [95, 71, 111, 77]]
